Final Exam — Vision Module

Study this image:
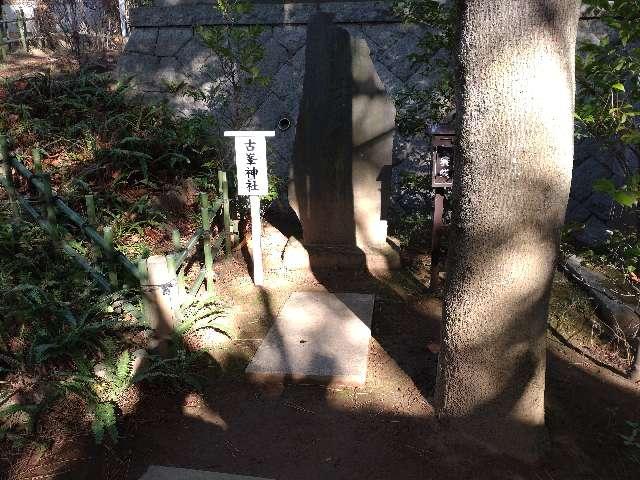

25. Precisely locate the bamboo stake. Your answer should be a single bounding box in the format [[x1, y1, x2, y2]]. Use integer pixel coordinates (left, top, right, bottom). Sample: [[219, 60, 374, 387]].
[[18, 9, 27, 53], [32, 148, 44, 215], [218, 170, 232, 256], [2, 184, 111, 291], [172, 229, 184, 295], [0, 37, 7, 62], [85, 194, 100, 260], [9, 157, 141, 279], [41, 174, 58, 242], [0, 135, 19, 218], [32, 148, 42, 173], [138, 258, 150, 325], [103, 226, 118, 288], [200, 192, 214, 295]]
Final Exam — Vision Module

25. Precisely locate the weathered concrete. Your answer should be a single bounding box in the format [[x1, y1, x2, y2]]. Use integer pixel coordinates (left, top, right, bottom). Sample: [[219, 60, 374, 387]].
[[139, 466, 272, 480], [246, 292, 374, 386]]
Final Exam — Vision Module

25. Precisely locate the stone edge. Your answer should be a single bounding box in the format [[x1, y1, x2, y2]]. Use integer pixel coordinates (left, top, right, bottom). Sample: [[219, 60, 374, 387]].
[[131, 1, 399, 28]]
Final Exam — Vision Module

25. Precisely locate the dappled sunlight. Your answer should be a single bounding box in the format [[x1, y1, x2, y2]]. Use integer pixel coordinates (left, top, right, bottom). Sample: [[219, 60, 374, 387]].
[[182, 393, 229, 431]]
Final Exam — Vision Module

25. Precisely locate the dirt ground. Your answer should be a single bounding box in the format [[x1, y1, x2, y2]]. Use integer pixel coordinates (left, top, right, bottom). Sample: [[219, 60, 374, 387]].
[[6, 229, 640, 480], [2, 52, 639, 480], [0, 50, 118, 79]]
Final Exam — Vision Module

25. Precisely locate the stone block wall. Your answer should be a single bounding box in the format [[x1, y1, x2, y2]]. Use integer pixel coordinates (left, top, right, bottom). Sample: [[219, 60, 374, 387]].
[[117, 1, 636, 245], [117, 1, 427, 182]]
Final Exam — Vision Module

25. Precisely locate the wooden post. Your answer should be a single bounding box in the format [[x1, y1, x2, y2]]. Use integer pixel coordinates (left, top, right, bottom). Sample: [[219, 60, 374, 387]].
[[218, 170, 232, 256], [103, 226, 118, 287], [200, 192, 215, 294], [18, 9, 28, 53], [0, 135, 19, 218], [250, 195, 263, 286], [141, 255, 177, 355]]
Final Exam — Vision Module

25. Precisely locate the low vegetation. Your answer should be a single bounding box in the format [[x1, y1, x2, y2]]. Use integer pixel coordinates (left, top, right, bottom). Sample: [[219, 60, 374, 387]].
[[0, 67, 236, 470]]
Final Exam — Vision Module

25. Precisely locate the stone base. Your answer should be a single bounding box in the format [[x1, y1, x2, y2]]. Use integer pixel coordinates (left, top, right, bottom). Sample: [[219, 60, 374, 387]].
[[139, 466, 272, 480], [282, 237, 401, 272], [246, 292, 374, 386]]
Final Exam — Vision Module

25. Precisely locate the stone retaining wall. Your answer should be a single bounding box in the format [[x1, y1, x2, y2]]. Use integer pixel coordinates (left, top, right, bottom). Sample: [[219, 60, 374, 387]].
[[117, 1, 636, 245]]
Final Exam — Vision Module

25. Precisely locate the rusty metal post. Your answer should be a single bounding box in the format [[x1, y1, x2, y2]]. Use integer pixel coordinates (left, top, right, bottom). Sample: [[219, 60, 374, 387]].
[[430, 189, 445, 289]]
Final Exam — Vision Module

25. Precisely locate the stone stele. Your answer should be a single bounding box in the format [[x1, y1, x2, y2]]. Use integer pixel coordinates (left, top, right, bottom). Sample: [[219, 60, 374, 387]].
[[288, 12, 400, 271], [246, 292, 374, 386]]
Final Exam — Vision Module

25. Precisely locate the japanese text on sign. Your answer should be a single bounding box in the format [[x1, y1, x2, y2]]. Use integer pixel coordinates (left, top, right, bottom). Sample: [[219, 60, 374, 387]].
[[224, 131, 275, 196]]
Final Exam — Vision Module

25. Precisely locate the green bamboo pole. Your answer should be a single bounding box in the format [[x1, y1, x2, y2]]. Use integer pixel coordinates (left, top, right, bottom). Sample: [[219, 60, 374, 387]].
[[18, 9, 27, 53], [32, 148, 44, 215], [173, 228, 203, 270], [172, 229, 185, 295], [41, 174, 58, 242], [138, 258, 150, 325], [103, 226, 118, 287], [0, 17, 6, 60], [172, 229, 181, 250], [0, 37, 7, 62], [85, 195, 97, 225], [200, 192, 214, 294], [0, 183, 111, 291], [32, 148, 42, 173], [188, 269, 206, 296], [9, 157, 141, 279], [0, 135, 19, 218], [187, 235, 224, 296], [218, 171, 232, 256], [85, 194, 101, 260]]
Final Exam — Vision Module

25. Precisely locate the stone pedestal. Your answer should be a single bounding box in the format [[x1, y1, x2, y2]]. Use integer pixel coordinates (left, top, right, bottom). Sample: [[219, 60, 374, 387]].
[[246, 292, 374, 386]]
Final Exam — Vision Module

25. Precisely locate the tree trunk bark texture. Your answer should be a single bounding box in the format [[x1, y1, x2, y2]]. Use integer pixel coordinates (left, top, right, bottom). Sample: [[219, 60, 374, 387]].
[[435, 0, 581, 462]]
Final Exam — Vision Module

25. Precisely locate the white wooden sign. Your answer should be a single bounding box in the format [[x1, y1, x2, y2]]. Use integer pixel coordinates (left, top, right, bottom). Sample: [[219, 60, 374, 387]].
[[223, 131, 275, 287], [224, 131, 274, 197]]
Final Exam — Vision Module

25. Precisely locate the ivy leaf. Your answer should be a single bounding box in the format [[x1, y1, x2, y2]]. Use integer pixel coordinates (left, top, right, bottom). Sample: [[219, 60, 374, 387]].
[[621, 131, 640, 145], [593, 178, 616, 194], [612, 190, 638, 207]]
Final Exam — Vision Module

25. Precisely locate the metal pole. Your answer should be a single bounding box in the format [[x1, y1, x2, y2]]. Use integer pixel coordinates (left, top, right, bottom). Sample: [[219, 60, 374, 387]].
[[430, 190, 445, 289]]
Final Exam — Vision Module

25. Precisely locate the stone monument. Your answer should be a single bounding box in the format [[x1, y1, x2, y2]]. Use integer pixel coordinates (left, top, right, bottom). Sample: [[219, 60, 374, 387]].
[[287, 12, 400, 270]]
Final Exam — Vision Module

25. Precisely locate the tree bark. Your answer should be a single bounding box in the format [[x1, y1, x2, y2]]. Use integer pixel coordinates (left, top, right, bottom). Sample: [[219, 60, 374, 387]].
[[434, 0, 581, 462]]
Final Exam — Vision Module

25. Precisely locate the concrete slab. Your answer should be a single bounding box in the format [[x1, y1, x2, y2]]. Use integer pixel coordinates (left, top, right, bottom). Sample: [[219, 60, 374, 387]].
[[246, 292, 374, 386], [139, 466, 272, 480]]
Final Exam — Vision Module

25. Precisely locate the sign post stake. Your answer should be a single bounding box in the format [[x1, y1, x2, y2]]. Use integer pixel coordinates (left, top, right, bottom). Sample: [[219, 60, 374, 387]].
[[224, 130, 275, 287], [249, 195, 264, 285]]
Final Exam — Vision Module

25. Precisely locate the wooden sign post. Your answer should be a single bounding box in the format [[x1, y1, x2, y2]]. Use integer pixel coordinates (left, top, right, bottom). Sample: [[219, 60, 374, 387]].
[[224, 130, 275, 286]]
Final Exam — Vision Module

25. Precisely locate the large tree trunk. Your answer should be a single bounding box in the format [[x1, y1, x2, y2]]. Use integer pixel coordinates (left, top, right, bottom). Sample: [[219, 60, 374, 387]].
[[434, 0, 581, 462]]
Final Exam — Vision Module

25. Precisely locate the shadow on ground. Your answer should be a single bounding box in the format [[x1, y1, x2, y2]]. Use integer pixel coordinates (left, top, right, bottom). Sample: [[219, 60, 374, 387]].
[[10, 250, 638, 480]]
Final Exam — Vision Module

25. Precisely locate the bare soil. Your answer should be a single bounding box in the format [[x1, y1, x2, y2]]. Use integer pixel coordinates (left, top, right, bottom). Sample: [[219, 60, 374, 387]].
[[2, 56, 638, 480], [0, 50, 118, 79], [6, 231, 640, 480]]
